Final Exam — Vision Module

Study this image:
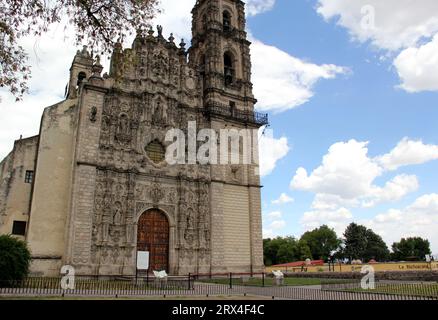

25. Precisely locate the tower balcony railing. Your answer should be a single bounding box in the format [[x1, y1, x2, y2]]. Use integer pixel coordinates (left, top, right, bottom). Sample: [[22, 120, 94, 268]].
[[204, 102, 269, 126]]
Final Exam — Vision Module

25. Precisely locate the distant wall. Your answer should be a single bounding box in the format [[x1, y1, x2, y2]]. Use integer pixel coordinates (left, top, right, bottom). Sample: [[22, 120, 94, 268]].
[[266, 261, 438, 274], [282, 270, 438, 282], [0, 136, 38, 238]]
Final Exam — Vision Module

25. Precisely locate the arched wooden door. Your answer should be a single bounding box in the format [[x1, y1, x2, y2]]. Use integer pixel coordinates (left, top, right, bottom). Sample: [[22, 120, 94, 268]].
[[137, 209, 169, 272]]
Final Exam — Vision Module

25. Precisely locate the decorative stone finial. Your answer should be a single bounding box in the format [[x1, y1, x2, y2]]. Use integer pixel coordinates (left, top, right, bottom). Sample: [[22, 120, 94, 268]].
[[78, 45, 92, 58], [180, 39, 186, 49], [148, 26, 154, 37], [95, 55, 102, 66], [168, 33, 175, 43]]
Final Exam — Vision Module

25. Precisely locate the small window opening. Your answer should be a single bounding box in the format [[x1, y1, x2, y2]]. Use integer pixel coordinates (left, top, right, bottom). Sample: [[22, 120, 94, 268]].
[[229, 101, 236, 114], [12, 221, 27, 236], [224, 52, 234, 86], [77, 72, 87, 87], [223, 11, 232, 32], [25, 170, 34, 184]]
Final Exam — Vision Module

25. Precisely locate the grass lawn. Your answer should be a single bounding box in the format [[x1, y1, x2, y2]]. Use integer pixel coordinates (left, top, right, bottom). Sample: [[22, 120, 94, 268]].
[[199, 277, 351, 287], [347, 283, 438, 298]]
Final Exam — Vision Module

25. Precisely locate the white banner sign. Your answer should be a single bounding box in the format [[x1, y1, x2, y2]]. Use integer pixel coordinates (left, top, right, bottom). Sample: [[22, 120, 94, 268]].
[[137, 251, 150, 270]]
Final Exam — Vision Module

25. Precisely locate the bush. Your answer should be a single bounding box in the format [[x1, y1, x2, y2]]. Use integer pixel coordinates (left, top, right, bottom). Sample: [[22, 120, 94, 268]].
[[0, 235, 31, 285]]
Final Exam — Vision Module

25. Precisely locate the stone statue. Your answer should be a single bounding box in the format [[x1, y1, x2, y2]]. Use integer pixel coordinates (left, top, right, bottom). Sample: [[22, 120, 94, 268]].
[[157, 25, 163, 37]]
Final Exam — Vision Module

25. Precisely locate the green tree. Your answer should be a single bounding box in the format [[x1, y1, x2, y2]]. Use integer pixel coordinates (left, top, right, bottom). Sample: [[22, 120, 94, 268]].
[[343, 223, 390, 262], [296, 239, 313, 261], [276, 237, 298, 264], [300, 225, 341, 261], [263, 237, 312, 266], [263, 237, 285, 266], [0, 235, 31, 285], [363, 229, 390, 261], [343, 223, 368, 261], [392, 237, 432, 261], [1, 0, 159, 100]]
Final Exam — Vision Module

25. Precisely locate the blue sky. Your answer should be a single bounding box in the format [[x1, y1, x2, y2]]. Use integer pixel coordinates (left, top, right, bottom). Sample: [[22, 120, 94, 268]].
[[248, 0, 438, 253], [1, 0, 438, 253]]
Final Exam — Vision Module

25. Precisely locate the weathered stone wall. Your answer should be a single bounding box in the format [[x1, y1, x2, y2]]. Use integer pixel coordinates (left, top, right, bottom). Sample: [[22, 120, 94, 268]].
[[222, 184, 251, 271], [0, 136, 38, 238], [27, 99, 78, 276], [65, 84, 106, 276]]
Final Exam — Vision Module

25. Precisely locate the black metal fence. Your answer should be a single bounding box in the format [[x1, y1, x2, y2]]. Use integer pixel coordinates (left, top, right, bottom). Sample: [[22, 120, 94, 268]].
[[205, 102, 269, 126], [1, 275, 437, 300], [321, 280, 438, 300]]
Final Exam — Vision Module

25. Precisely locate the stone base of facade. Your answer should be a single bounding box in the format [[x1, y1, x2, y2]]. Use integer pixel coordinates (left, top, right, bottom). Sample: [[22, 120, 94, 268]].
[[29, 258, 63, 277]]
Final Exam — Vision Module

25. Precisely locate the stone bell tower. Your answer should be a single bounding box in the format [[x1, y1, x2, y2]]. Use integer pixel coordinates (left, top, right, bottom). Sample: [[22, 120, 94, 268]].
[[190, 0, 266, 274], [189, 0, 256, 112]]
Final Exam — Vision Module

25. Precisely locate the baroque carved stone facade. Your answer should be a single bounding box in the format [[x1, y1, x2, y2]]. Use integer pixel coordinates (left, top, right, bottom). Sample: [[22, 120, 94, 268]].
[[0, 0, 268, 276]]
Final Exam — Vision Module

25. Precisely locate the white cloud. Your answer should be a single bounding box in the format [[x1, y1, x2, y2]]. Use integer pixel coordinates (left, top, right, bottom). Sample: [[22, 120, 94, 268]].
[[316, 0, 438, 52], [376, 137, 438, 171], [362, 174, 419, 208], [373, 209, 403, 224], [292, 139, 423, 212], [263, 217, 287, 239], [263, 228, 275, 239], [251, 38, 348, 113], [316, 0, 438, 93], [246, 0, 276, 17], [270, 220, 286, 230], [258, 129, 290, 177], [365, 194, 438, 253], [393, 34, 438, 93], [301, 207, 352, 235], [272, 193, 294, 205], [266, 211, 283, 219], [311, 193, 359, 211], [291, 140, 382, 200]]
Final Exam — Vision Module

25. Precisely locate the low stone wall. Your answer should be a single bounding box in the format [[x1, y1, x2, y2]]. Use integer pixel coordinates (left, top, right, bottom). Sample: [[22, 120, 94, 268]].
[[284, 271, 438, 282]]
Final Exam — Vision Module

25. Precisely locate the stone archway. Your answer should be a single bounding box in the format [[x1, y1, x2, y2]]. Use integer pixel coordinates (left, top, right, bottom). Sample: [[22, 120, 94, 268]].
[[137, 209, 169, 272]]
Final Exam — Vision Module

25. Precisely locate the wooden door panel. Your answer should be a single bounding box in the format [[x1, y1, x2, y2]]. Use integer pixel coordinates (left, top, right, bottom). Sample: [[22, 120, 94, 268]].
[[137, 210, 169, 272]]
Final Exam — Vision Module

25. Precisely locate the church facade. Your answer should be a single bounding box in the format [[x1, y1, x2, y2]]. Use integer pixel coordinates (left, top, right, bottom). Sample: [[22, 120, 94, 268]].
[[0, 0, 268, 277]]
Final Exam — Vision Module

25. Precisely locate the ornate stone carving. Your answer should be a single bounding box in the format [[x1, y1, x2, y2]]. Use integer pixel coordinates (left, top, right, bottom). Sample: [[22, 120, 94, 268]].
[[150, 182, 165, 204], [151, 51, 168, 81], [115, 113, 132, 145]]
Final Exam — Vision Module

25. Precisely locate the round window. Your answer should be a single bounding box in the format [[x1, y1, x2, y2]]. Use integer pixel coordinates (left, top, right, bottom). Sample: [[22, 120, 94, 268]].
[[145, 140, 165, 164]]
